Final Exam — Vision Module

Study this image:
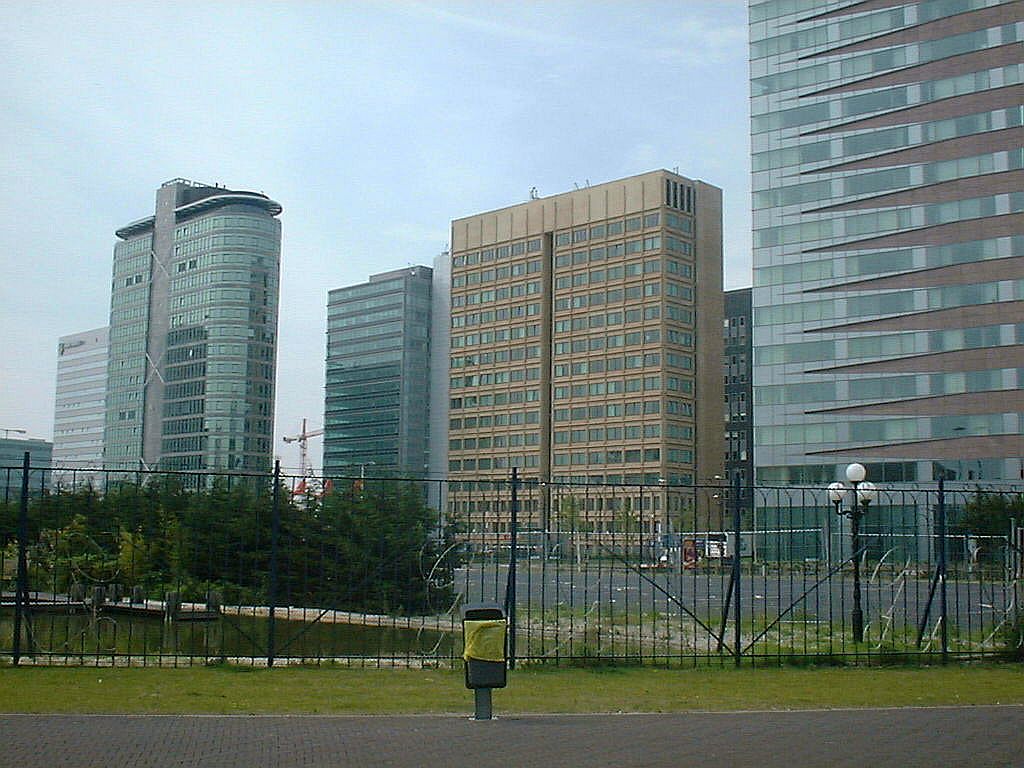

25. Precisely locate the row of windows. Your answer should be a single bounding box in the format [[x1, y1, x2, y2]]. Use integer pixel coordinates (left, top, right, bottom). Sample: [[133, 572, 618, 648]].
[[753, 105, 1023, 174], [445, 388, 539, 417], [327, 306, 404, 330], [168, 287, 254, 309], [445, 408, 541, 425], [555, 376, 664, 398], [751, 7, 907, 61], [450, 433, 541, 449], [756, 236, 1021, 289], [450, 346, 540, 368], [452, 238, 543, 267], [556, 305, 662, 331], [169, 306, 258, 328], [554, 399, 693, 421], [754, 191, 1024, 248], [111, 305, 147, 323], [450, 368, 541, 394], [170, 269, 272, 293], [554, 448, 668, 466], [452, 303, 540, 325], [553, 353, 695, 378], [449, 455, 540, 471], [554, 330, 666, 354], [551, 289, 695, 315], [173, 233, 279, 257], [756, 323, 1015, 367], [452, 284, 544, 310], [554, 256, 684, 287], [451, 260, 541, 287], [451, 324, 541, 348], [114, 234, 153, 258], [329, 320, 405, 343], [555, 244, 693, 271], [752, 11, 1015, 96], [554, 214, 659, 247], [175, 214, 278, 239]]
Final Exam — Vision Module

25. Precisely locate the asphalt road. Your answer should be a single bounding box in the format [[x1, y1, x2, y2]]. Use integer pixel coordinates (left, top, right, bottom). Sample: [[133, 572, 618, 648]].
[[459, 563, 1013, 621], [3, 707, 1020, 767]]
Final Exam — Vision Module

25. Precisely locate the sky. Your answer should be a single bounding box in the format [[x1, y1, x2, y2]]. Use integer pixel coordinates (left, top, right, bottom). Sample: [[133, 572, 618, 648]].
[[0, 0, 751, 468]]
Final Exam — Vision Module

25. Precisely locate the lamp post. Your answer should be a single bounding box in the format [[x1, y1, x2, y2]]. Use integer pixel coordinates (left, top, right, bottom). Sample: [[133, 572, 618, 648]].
[[827, 463, 877, 643]]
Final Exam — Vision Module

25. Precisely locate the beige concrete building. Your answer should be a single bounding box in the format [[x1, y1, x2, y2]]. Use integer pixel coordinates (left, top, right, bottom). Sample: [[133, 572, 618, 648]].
[[447, 170, 724, 535]]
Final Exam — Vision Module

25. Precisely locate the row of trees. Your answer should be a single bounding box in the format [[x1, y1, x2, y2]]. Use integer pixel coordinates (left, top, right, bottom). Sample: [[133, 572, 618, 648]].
[[0, 476, 457, 615]]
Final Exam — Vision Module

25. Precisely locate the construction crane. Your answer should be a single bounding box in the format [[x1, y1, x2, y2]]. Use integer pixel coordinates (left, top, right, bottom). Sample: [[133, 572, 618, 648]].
[[282, 418, 324, 494]]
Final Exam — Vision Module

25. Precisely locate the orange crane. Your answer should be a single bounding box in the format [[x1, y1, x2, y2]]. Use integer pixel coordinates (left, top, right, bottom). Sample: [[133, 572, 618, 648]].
[[282, 418, 324, 494]]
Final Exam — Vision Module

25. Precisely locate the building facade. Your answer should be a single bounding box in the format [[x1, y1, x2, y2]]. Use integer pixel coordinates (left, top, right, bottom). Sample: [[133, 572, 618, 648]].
[[104, 179, 282, 473], [724, 288, 753, 493], [750, 0, 1024, 487], [0, 437, 52, 502], [323, 267, 433, 477], [52, 327, 108, 486], [448, 170, 724, 533]]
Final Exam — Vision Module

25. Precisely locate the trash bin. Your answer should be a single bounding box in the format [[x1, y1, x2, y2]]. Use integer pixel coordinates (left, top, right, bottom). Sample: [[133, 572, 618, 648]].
[[462, 603, 507, 719]]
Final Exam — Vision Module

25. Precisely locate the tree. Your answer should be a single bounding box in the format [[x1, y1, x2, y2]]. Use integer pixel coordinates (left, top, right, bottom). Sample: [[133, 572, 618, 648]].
[[953, 491, 1024, 538]]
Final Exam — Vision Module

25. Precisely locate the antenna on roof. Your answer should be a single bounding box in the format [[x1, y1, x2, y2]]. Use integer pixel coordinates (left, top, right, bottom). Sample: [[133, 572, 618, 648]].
[[529, 187, 539, 200]]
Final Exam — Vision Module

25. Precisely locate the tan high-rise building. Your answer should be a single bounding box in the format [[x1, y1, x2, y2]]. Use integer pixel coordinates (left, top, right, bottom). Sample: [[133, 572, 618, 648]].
[[448, 170, 724, 534]]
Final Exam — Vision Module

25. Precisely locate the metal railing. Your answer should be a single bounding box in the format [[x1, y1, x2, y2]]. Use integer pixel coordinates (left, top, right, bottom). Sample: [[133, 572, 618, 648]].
[[2, 457, 1021, 667]]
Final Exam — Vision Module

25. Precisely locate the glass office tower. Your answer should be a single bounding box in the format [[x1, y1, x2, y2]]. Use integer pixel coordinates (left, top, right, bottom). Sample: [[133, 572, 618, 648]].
[[105, 179, 282, 473], [750, 0, 1024, 486], [323, 267, 433, 477]]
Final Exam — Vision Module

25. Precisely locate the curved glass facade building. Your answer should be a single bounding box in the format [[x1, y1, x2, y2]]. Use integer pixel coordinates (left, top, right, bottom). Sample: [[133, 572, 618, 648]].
[[104, 179, 282, 473], [750, 0, 1024, 486]]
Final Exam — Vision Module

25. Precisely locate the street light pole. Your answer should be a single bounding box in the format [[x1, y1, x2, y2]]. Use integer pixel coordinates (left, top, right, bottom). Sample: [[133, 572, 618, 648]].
[[828, 463, 877, 643]]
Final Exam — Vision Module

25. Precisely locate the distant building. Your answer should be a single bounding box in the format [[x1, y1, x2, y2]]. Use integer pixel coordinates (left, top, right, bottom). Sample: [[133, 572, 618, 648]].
[[448, 170, 724, 533], [750, 0, 1024, 486], [724, 288, 752, 495], [104, 179, 282, 474], [427, 252, 452, 512], [53, 326, 108, 486], [324, 267, 434, 478], [0, 437, 52, 502]]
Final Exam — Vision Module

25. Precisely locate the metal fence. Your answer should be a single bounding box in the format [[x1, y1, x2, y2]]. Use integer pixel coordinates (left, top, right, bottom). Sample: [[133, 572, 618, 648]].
[[2, 456, 1022, 667]]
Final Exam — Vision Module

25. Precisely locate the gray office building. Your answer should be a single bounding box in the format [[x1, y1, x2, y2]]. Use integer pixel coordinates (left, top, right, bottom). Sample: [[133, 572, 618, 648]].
[[105, 179, 282, 473], [750, 0, 1024, 486], [724, 288, 753, 493], [53, 326, 108, 485], [0, 437, 52, 502], [324, 267, 434, 477]]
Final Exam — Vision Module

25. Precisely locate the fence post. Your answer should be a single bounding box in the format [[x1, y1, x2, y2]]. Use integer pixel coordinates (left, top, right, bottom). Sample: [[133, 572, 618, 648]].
[[506, 467, 518, 670], [267, 460, 280, 668], [937, 478, 948, 664], [733, 473, 742, 666], [13, 451, 31, 665]]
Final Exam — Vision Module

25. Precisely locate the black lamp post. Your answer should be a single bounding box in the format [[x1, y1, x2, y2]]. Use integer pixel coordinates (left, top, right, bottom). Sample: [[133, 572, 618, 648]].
[[828, 463, 877, 643]]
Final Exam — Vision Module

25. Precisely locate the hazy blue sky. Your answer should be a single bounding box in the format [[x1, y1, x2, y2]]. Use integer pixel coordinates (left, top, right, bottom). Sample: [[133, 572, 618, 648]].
[[0, 0, 750, 469]]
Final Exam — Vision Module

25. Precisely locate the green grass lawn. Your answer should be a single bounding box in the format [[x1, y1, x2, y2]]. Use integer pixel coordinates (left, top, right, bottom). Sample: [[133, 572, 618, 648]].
[[1, 664, 1022, 714]]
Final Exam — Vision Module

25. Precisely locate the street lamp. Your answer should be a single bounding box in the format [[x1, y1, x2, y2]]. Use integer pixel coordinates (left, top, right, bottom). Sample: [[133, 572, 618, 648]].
[[2, 428, 27, 439], [827, 463, 877, 643]]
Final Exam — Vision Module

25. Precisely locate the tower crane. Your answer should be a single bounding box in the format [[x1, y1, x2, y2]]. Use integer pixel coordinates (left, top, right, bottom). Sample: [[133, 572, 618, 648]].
[[282, 418, 324, 494]]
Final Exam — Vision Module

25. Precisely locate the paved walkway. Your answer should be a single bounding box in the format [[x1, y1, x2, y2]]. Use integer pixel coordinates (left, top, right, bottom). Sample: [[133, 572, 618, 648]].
[[2, 706, 1020, 767]]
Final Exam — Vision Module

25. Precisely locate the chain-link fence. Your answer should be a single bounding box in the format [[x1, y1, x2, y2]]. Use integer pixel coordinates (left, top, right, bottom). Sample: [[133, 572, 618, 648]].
[[2, 457, 1021, 666]]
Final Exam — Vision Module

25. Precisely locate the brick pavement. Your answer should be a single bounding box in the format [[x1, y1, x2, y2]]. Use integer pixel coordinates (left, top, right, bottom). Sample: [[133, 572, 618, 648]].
[[1, 706, 1020, 768]]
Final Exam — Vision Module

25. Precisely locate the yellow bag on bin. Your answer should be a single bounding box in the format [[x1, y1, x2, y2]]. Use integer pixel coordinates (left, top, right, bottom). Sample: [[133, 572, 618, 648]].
[[463, 619, 507, 663]]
